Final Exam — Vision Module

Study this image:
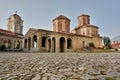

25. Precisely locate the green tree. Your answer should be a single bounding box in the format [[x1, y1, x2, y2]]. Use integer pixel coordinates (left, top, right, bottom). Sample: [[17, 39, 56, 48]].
[[103, 36, 112, 49]]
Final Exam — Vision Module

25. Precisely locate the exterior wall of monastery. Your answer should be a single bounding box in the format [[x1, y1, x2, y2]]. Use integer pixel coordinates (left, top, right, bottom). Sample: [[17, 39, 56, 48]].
[[23, 29, 94, 52], [92, 37, 103, 48], [0, 34, 23, 50]]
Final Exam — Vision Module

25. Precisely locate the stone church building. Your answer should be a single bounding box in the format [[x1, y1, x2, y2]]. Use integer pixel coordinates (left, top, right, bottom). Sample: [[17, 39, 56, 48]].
[[0, 14, 23, 51], [0, 13, 102, 52]]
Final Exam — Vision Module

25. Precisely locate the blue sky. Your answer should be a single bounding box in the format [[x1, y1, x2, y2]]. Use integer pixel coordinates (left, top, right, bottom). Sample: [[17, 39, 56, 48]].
[[0, 0, 120, 38]]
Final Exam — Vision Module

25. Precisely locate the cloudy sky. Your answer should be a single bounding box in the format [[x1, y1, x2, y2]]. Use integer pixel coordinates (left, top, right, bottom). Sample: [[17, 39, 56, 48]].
[[0, 0, 120, 38]]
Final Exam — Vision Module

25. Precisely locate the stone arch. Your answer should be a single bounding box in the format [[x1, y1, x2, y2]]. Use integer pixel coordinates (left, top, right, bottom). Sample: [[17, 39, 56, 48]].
[[4, 38, 11, 49], [33, 35, 37, 48], [48, 39, 51, 52], [28, 37, 31, 51], [14, 40, 20, 49], [67, 38, 72, 49], [24, 39, 27, 48], [60, 37, 65, 52], [52, 37, 56, 52], [42, 36, 46, 47]]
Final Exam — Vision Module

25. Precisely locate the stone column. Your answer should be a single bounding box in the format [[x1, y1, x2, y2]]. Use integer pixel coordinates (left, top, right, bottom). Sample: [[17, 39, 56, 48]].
[[22, 39, 24, 49], [20, 40, 22, 49], [65, 38, 67, 52], [26, 38, 28, 49], [50, 39, 52, 52], [56, 37, 60, 52], [11, 39, 14, 50], [37, 35, 42, 51], [46, 38, 48, 52], [31, 36, 34, 48], [25, 38, 29, 51], [51, 38, 53, 52]]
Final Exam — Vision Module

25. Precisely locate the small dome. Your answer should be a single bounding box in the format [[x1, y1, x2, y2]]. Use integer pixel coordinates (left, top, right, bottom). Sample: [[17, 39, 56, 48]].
[[78, 14, 90, 18], [53, 15, 70, 21]]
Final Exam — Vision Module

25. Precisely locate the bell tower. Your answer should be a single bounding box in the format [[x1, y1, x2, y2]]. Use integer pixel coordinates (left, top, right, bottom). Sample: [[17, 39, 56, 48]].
[[52, 15, 70, 33], [7, 13, 23, 35]]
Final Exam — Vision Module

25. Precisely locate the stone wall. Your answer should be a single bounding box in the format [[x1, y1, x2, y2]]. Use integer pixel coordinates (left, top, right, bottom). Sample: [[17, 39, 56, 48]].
[[0, 34, 23, 50], [23, 29, 97, 52]]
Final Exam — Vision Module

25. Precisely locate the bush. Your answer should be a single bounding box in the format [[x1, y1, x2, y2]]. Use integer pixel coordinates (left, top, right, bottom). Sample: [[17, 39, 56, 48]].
[[89, 42, 95, 48]]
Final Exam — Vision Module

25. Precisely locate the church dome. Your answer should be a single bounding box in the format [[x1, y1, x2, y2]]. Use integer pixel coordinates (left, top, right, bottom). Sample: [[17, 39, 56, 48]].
[[53, 15, 70, 21]]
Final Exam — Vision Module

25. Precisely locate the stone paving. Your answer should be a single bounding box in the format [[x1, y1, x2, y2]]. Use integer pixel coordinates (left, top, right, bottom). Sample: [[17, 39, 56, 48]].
[[0, 52, 120, 80]]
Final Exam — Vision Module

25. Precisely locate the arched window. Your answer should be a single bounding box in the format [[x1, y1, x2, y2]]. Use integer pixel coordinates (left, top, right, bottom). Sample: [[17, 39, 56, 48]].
[[42, 36, 46, 47], [67, 38, 72, 49]]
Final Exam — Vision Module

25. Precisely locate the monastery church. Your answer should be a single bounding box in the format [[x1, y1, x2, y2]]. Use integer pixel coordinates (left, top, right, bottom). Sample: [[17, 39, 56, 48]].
[[0, 13, 102, 52]]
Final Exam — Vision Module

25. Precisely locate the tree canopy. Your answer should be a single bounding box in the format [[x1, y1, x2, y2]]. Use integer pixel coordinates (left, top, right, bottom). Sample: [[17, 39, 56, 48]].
[[103, 36, 112, 49]]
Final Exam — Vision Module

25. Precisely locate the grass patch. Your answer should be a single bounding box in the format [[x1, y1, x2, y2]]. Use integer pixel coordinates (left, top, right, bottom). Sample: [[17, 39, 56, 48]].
[[105, 77, 116, 80]]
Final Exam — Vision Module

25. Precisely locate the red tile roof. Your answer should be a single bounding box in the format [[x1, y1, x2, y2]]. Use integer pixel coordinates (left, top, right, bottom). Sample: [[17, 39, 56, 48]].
[[112, 43, 120, 49], [74, 24, 98, 30], [53, 15, 70, 21], [78, 14, 90, 18], [0, 29, 15, 36]]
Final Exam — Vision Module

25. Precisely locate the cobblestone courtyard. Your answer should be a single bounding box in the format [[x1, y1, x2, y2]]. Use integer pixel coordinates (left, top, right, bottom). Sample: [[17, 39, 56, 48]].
[[0, 52, 120, 80]]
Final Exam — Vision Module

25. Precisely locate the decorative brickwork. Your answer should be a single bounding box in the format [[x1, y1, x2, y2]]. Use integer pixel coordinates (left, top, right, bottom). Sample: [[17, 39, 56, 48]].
[[53, 15, 70, 33]]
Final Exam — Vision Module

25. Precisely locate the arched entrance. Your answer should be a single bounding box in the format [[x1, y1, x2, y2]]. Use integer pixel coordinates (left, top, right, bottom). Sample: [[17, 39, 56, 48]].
[[28, 37, 31, 51], [14, 40, 20, 49], [42, 36, 46, 47], [52, 37, 56, 52], [24, 39, 27, 48], [4, 39, 11, 49], [60, 37, 65, 52], [48, 39, 51, 52], [33, 35, 37, 48]]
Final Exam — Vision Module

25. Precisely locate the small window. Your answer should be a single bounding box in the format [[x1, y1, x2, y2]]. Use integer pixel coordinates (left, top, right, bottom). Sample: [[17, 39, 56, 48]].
[[67, 38, 72, 49]]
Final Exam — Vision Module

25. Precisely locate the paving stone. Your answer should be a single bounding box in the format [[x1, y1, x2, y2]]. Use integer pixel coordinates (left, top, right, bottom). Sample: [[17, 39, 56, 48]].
[[31, 74, 41, 80], [0, 53, 119, 80]]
